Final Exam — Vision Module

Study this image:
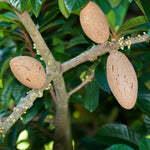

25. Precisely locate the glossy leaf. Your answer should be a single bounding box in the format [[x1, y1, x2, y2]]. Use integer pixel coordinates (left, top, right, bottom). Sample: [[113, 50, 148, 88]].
[[137, 85, 150, 115], [106, 144, 134, 150], [140, 0, 150, 23], [118, 16, 147, 35], [94, 123, 141, 149], [58, 0, 70, 18], [131, 56, 143, 71], [30, 0, 44, 17], [106, 9, 116, 31], [84, 81, 99, 112], [95, 63, 111, 93], [1, 77, 14, 108], [9, 0, 28, 12], [22, 99, 43, 124], [0, 56, 13, 78], [66, 36, 89, 49], [144, 115, 150, 133], [107, 0, 121, 8], [12, 82, 26, 102], [40, 20, 65, 33], [139, 137, 150, 150], [64, 0, 88, 13], [114, 0, 129, 30], [94, 0, 111, 14]]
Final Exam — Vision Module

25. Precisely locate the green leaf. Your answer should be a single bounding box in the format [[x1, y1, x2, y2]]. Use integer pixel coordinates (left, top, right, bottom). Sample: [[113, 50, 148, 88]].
[[84, 81, 99, 112], [66, 35, 89, 49], [131, 56, 143, 71], [144, 115, 150, 133], [30, 0, 44, 17], [0, 78, 3, 88], [95, 0, 111, 14], [140, 0, 150, 23], [114, 0, 129, 30], [0, 56, 13, 78], [106, 144, 134, 150], [118, 16, 147, 35], [64, 0, 88, 13], [40, 20, 65, 33], [107, 0, 121, 8], [58, 0, 70, 18], [0, 2, 13, 11], [95, 63, 111, 93], [12, 82, 26, 102], [9, 0, 29, 12], [139, 137, 150, 150], [106, 9, 116, 31], [94, 123, 142, 149], [22, 99, 43, 124], [134, 0, 145, 14], [52, 37, 65, 53], [1, 77, 14, 108], [137, 86, 150, 115]]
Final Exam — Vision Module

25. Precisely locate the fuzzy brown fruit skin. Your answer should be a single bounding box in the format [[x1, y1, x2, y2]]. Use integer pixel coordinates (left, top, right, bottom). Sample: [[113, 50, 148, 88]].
[[10, 56, 46, 89], [80, 1, 110, 43], [106, 51, 138, 109]]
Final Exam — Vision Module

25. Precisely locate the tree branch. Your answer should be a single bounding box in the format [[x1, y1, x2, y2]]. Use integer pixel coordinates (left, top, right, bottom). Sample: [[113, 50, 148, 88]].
[[62, 34, 148, 72], [68, 72, 94, 97], [2, 74, 53, 135]]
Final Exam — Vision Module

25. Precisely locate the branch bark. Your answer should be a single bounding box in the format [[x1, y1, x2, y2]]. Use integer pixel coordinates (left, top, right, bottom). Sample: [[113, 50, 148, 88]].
[[68, 72, 94, 97], [62, 34, 148, 72]]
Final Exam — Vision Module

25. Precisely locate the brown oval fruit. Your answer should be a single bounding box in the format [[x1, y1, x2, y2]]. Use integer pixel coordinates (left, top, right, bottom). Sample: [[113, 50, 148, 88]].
[[106, 51, 138, 109], [80, 1, 110, 43], [10, 56, 46, 89]]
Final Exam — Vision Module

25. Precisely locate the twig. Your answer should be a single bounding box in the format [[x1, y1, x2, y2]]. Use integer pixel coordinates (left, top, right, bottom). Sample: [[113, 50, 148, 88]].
[[50, 88, 58, 105], [68, 72, 94, 97], [30, 122, 53, 138]]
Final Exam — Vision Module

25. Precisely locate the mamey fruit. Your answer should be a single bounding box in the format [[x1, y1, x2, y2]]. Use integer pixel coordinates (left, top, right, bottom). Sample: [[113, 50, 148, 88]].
[[106, 50, 138, 109], [10, 56, 46, 89], [80, 1, 110, 43]]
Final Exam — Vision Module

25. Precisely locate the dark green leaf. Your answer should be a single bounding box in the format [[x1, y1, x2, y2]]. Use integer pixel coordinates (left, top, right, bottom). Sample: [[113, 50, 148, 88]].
[[0, 56, 13, 78], [64, 0, 88, 13], [135, 0, 145, 14], [114, 0, 129, 30], [1, 77, 14, 108], [66, 36, 89, 49], [118, 16, 147, 35], [106, 144, 134, 150], [137, 85, 150, 115], [9, 0, 29, 12], [140, 137, 150, 150], [140, 0, 150, 23], [12, 82, 26, 102], [94, 0, 111, 14], [84, 81, 99, 112], [58, 0, 70, 18], [95, 63, 111, 93], [30, 0, 44, 17], [131, 56, 143, 71], [22, 99, 43, 124], [94, 123, 142, 149], [144, 115, 150, 133], [40, 20, 66, 33]]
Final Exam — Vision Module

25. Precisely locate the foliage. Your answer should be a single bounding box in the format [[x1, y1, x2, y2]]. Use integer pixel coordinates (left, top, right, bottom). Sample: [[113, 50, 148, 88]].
[[0, 0, 150, 150]]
